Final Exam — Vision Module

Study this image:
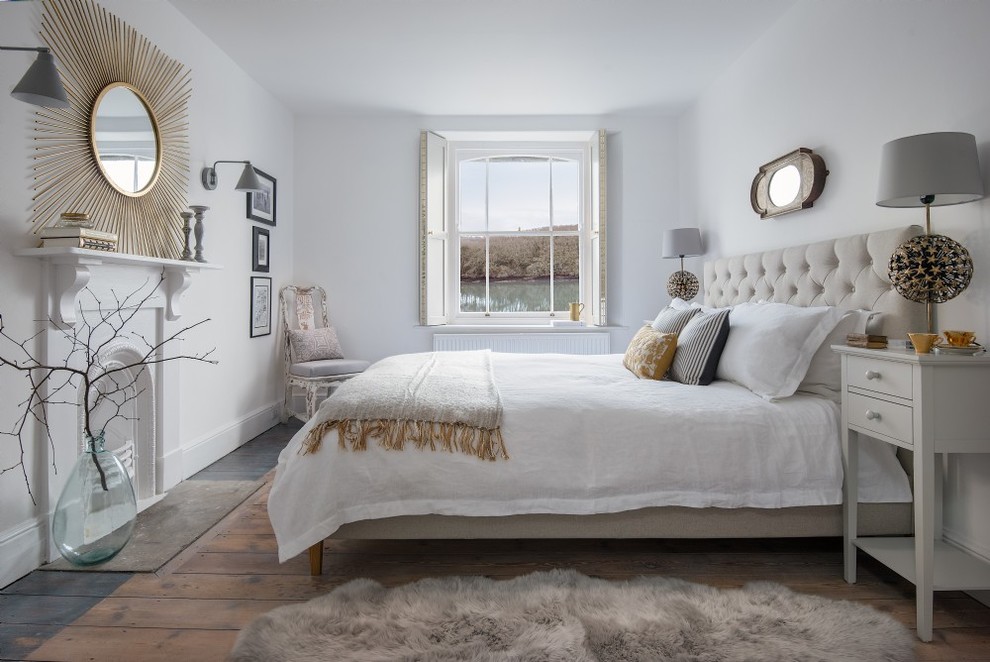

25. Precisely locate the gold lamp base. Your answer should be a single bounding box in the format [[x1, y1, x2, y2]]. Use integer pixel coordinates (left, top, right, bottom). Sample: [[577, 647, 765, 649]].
[[667, 270, 700, 300], [888, 232, 973, 333]]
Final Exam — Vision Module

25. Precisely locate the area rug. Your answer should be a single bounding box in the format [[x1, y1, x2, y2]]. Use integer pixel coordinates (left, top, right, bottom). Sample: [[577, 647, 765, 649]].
[[43, 479, 261, 572], [229, 568, 915, 662]]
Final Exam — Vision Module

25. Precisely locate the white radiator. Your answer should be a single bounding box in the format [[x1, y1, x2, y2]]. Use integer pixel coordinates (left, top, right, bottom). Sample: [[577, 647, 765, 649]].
[[433, 332, 610, 355]]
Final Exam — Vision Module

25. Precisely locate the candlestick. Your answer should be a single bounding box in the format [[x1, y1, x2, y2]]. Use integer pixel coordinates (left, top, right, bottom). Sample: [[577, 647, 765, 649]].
[[179, 211, 194, 261], [189, 205, 210, 263]]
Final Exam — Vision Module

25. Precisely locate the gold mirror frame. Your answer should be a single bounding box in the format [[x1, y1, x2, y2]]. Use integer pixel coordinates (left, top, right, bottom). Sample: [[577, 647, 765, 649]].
[[89, 82, 163, 198], [750, 148, 828, 219], [30, 0, 191, 259]]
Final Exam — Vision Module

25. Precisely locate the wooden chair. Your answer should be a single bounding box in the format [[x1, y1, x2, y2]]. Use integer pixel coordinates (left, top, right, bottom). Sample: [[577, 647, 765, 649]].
[[278, 285, 369, 421]]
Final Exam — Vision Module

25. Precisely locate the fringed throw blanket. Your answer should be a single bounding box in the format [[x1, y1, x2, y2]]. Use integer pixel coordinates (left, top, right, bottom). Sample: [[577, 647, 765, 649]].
[[302, 350, 507, 461]]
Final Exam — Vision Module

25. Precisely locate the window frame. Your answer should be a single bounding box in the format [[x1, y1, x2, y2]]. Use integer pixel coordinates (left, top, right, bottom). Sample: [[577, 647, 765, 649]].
[[450, 145, 586, 322], [420, 130, 606, 327]]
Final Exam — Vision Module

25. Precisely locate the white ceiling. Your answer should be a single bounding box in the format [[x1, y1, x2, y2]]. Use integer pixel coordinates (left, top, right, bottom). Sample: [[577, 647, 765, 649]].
[[166, 0, 796, 116]]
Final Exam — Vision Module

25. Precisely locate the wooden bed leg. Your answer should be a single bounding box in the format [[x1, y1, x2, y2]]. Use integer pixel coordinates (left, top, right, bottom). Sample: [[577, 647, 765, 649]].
[[308, 541, 324, 576]]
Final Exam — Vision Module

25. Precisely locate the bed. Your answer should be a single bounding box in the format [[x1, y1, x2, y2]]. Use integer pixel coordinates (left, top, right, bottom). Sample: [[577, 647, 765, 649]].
[[268, 226, 925, 574]]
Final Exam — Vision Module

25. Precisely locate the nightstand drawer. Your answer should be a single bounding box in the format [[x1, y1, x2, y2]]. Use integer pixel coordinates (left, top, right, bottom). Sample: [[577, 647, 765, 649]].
[[847, 392, 913, 444], [847, 356, 913, 399]]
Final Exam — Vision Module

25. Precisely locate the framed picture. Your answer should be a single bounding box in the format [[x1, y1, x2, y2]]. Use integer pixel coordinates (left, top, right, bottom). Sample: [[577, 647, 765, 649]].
[[252, 226, 270, 272], [250, 276, 272, 338], [246, 168, 276, 225]]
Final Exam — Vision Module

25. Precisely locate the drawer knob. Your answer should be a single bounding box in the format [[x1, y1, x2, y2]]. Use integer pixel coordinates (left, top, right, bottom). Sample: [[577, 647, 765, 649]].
[[865, 410, 882, 421], [865, 370, 881, 380]]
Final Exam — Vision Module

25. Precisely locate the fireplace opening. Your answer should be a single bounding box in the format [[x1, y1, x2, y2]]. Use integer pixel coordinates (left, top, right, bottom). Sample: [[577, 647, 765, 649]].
[[84, 340, 158, 510]]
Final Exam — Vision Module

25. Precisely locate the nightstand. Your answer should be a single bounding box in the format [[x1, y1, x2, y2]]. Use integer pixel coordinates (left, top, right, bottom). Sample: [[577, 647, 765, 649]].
[[833, 345, 990, 642]]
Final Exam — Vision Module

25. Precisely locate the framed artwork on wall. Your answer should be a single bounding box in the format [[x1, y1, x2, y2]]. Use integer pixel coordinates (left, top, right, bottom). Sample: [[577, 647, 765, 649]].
[[250, 276, 272, 338], [252, 226, 270, 272], [246, 168, 276, 226]]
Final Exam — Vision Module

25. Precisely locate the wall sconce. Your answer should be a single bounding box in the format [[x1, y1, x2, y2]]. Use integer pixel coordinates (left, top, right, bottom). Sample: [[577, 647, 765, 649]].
[[877, 131, 985, 332], [201, 160, 264, 192], [1, 46, 69, 108], [662, 227, 704, 300]]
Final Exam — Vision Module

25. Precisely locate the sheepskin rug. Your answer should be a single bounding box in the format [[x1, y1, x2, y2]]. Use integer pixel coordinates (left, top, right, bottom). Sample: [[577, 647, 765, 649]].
[[229, 569, 914, 661]]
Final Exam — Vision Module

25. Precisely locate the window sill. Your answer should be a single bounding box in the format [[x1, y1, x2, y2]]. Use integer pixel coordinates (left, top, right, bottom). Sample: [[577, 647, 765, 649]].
[[426, 324, 626, 332]]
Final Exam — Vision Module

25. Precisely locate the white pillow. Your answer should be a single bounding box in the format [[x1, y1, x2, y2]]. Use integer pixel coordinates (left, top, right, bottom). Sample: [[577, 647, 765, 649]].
[[798, 310, 880, 401], [715, 302, 844, 400]]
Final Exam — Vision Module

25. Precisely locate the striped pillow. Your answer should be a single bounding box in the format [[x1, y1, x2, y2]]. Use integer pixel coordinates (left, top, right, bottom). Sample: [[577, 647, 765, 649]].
[[668, 308, 731, 386], [650, 306, 699, 335]]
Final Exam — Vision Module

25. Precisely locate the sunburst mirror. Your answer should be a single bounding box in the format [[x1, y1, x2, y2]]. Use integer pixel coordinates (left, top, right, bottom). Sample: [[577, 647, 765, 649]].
[[30, 0, 191, 259]]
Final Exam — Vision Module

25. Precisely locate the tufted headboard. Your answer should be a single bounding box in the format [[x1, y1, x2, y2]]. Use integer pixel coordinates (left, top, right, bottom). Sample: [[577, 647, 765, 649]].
[[704, 226, 926, 340]]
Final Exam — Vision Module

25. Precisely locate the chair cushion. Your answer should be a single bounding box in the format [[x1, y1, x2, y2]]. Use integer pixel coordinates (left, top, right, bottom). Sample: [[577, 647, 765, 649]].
[[288, 327, 343, 362], [289, 358, 370, 379]]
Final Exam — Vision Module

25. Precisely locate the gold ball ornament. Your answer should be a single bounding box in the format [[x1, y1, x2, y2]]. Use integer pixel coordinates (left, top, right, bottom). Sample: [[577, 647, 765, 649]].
[[667, 270, 700, 300], [888, 234, 973, 304]]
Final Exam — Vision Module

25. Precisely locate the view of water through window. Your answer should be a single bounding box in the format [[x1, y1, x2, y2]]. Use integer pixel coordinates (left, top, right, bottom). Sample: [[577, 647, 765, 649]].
[[458, 155, 581, 314], [460, 278, 580, 313]]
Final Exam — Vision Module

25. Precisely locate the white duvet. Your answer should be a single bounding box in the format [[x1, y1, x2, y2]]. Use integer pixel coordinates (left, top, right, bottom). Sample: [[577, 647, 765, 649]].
[[268, 352, 911, 562]]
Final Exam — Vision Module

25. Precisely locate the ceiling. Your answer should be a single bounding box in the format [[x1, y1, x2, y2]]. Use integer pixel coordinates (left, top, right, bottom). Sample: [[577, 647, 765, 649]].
[[167, 0, 796, 117]]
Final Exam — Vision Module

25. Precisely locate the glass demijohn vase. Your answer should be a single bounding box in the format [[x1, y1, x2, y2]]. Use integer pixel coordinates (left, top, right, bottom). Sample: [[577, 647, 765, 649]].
[[52, 431, 137, 566]]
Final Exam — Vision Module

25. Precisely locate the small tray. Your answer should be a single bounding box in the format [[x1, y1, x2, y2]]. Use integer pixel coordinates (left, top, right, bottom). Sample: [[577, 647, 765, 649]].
[[932, 343, 985, 356]]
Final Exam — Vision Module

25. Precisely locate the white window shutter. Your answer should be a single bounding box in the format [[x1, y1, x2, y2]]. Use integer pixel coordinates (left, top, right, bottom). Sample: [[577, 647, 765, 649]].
[[420, 131, 448, 325], [589, 129, 607, 326]]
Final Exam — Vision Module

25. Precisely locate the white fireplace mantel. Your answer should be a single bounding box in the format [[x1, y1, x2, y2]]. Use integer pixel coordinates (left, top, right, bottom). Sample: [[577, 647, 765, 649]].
[[16, 247, 222, 326]]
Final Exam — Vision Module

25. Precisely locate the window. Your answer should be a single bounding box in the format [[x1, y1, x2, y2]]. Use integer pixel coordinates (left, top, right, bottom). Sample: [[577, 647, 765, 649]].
[[420, 131, 607, 326]]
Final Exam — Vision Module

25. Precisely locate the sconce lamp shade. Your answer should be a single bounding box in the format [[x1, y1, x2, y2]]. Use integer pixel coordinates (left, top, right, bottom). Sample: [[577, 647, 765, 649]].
[[661, 227, 703, 258], [3, 47, 70, 108], [234, 163, 264, 192], [877, 132, 984, 208], [201, 160, 265, 193], [661, 227, 704, 300]]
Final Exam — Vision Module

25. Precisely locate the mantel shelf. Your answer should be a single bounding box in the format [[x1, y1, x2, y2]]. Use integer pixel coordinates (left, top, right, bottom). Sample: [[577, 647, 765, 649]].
[[16, 247, 222, 326]]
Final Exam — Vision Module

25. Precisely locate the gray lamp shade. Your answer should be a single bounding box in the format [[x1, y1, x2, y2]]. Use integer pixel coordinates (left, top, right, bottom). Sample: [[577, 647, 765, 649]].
[[10, 50, 69, 108], [661, 227, 703, 258], [877, 132, 984, 207], [235, 163, 265, 193]]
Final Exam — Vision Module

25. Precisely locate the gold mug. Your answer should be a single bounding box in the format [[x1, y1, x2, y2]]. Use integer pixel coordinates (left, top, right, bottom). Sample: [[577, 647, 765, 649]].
[[943, 330, 976, 347], [568, 302, 585, 321], [908, 332, 943, 354]]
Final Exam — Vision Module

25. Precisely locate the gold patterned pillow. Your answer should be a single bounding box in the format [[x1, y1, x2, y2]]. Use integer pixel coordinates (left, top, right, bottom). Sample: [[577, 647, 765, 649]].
[[623, 326, 678, 380]]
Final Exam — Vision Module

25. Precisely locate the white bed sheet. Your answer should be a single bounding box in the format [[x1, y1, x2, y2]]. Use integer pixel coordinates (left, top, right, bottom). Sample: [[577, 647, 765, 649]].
[[268, 353, 911, 562]]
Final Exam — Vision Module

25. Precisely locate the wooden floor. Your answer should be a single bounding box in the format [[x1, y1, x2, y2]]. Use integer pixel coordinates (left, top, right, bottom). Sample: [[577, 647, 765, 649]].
[[3, 424, 990, 661]]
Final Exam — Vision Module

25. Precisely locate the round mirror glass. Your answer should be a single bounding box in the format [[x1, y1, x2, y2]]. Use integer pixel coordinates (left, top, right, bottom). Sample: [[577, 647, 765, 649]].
[[768, 164, 801, 207], [91, 83, 160, 196]]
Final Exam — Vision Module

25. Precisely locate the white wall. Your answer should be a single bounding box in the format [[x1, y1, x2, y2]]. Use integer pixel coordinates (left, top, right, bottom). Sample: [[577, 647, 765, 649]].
[[293, 114, 681, 362], [680, 0, 990, 571], [0, 0, 294, 587]]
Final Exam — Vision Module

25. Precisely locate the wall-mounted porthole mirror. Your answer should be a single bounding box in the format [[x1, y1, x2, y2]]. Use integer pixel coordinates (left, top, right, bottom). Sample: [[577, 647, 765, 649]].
[[90, 83, 162, 197], [751, 148, 828, 219]]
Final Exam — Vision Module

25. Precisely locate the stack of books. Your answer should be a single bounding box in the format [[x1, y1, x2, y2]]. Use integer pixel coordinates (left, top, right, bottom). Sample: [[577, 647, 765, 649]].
[[39, 226, 118, 252], [846, 333, 888, 349]]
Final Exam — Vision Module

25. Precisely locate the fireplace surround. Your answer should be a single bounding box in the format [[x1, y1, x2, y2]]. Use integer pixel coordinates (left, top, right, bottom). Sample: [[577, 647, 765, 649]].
[[18, 246, 218, 558]]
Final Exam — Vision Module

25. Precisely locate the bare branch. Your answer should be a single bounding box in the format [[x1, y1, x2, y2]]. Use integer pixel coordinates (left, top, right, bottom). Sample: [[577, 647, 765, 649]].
[[0, 274, 213, 499]]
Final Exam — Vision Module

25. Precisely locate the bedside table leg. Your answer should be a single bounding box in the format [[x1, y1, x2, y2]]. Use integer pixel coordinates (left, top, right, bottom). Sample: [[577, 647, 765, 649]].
[[842, 428, 859, 583], [914, 442, 935, 642]]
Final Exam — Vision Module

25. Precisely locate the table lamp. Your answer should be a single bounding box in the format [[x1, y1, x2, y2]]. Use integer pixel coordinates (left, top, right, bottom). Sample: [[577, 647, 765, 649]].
[[662, 227, 703, 300], [877, 132, 985, 332]]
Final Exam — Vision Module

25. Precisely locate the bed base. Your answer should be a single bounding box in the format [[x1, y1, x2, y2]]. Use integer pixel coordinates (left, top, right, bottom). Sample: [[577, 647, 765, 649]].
[[305, 502, 911, 575]]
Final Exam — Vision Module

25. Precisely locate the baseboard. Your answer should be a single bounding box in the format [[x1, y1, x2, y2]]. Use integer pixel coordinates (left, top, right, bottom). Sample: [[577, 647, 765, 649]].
[[181, 401, 280, 480], [0, 516, 46, 589], [943, 525, 990, 609]]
